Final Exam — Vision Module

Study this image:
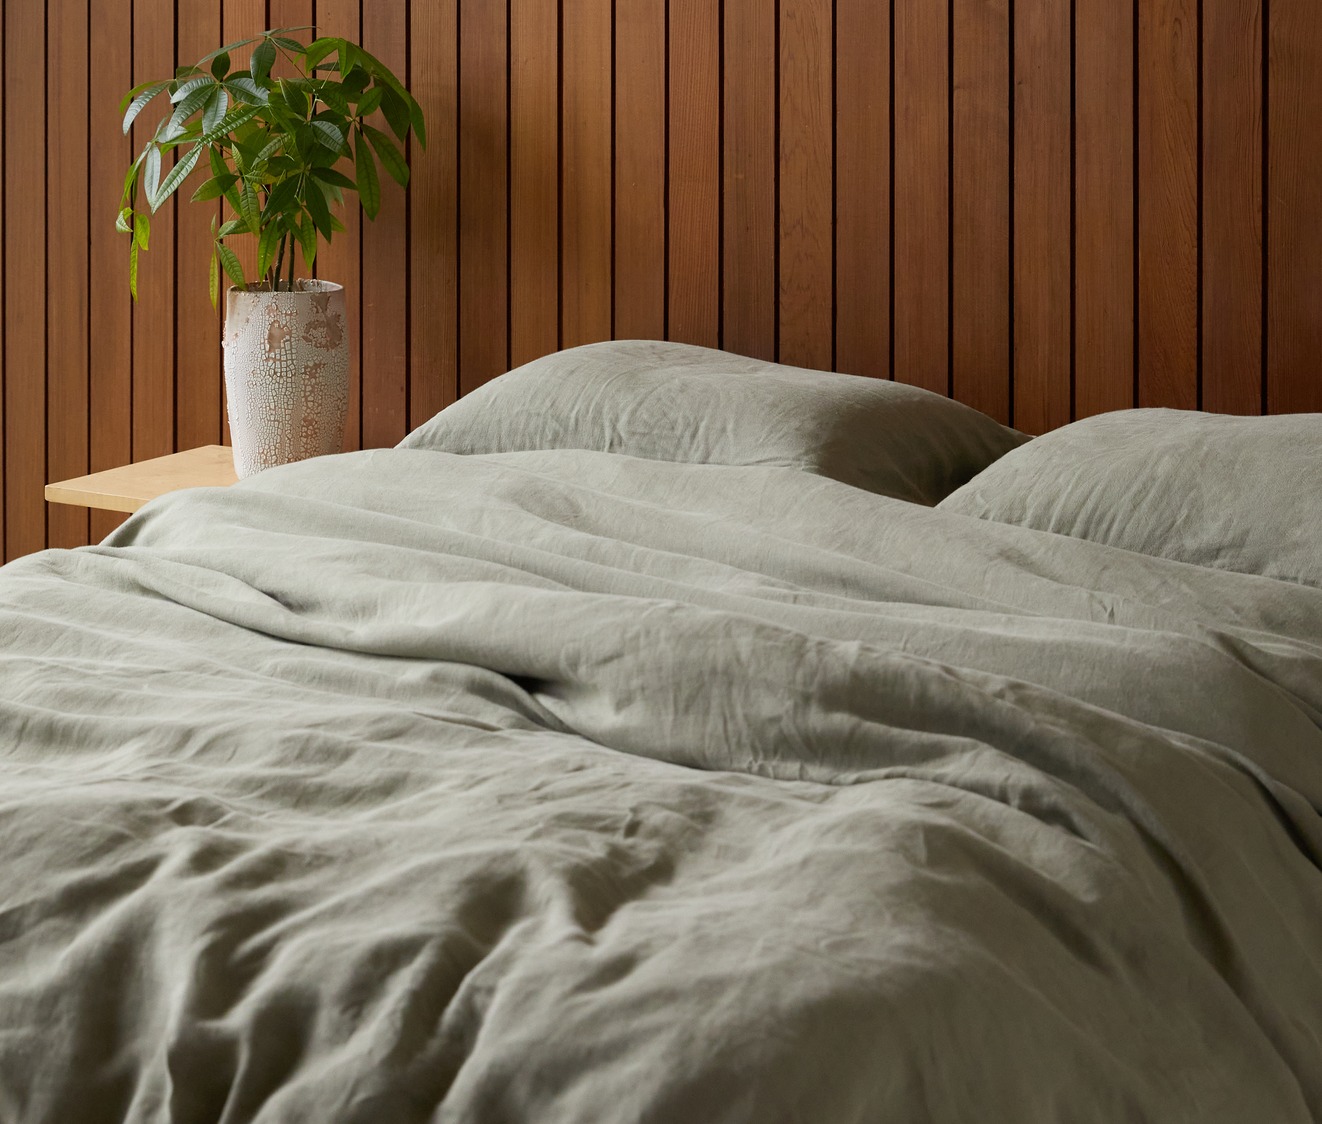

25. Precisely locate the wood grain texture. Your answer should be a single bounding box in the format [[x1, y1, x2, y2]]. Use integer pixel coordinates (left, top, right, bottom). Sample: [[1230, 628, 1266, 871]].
[[1268, 0, 1322, 413], [1074, 0, 1135, 418], [668, 0, 720, 349], [952, 0, 1011, 423], [46, 0, 89, 550], [562, 0, 613, 348], [1202, 0, 1262, 415], [361, 0, 410, 447], [88, 0, 134, 544], [779, 0, 834, 371], [410, 0, 458, 425], [1013, 0, 1071, 434], [5, 0, 45, 560], [1138, 0, 1199, 409], [510, 0, 560, 365], [458, 0, 509, 393], [615, 0, 667, 341], [313, 0, 365, 449], [176, 0, 224, 452], [893, 0, 949, 394], [834, 0, 888, 379]]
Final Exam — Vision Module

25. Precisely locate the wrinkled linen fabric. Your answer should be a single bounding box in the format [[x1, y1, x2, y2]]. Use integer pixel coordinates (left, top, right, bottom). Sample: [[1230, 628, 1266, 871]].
[[0, 447, 1319, 1124]]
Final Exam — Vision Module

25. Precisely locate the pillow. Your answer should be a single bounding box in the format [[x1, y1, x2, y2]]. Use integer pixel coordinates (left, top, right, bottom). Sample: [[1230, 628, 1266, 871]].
[[937, 408, 1322, 587], [399, 340, 1028, 505]]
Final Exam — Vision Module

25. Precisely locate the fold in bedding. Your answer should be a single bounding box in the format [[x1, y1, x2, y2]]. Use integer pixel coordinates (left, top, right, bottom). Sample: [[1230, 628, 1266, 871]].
[[0, 448, 1319, 1123]]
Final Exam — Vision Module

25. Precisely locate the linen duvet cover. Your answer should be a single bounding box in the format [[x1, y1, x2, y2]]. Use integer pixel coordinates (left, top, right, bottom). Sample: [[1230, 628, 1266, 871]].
[[0, 443, 1320, 1123]]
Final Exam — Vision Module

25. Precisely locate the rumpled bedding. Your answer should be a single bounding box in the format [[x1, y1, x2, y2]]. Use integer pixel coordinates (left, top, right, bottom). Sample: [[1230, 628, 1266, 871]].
[[0, 447, 1319, 1123]]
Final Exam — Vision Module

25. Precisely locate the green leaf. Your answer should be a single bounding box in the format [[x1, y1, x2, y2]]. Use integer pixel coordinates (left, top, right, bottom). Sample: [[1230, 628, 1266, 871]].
[[120, 78, 167, 113], [264, 176, 300, 216], [215, 241, 247, 289], [304, 36, 339, 70], [217, 218, 246, 237], [407, 95, 427, 149], [209, 145, 229, 179], [279, 78, 309, 118], [378, 86, 410, 142], [315, 84, 350, 115], [329, 213, 346, 234], [210, 52, 231, 82], [198, 35, 262, 67], [169, 83, 215, 132], [355, 86, 383, 117], [170, 75, 213, 104], [200, 103, 262, 144], [115, 206, 133, 234], [190, 172, 236, 202], [250, 39, 277, 84], [122, 83, 167, 135], [257, 221, 281, 281], [305, 173, 335, 238], [297, 212, 318, 271], [209, 244, 220, 308], [271, 36, 306, 52], [363, 124, 408, 187], [133, 213, 150, 250], [238, 176, 261, 232], [225, 75, 269, 104], [150, 145, 202, 212], [311, 166, 356, 190], [309, 118, 346, 154], [354, 131, 380, 220], [129, 239, 140, 301], [201, 87, 229, 134], [143, 146, 162, 206]]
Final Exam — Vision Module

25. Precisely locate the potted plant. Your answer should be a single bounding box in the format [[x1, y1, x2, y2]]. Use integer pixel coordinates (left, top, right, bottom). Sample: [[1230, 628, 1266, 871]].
[[118, 28, 425, 477]]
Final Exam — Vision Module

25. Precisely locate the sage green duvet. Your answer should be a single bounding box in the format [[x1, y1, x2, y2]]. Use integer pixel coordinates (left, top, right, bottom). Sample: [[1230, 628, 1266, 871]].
[[0, 447, 1319, 1122]]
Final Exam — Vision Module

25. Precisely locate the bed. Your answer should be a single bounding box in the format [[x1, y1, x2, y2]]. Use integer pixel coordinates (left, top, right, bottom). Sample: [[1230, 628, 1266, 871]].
[[1, 340, 1319, 1122]]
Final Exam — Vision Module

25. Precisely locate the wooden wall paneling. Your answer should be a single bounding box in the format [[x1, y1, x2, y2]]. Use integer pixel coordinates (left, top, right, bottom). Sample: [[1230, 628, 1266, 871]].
[[834, 0, 889, 379], [1074, 0, 1135, 418], [561, 0, 613, 349], [1268, 0, 1322, 413], [131, 0, 177, 464], [46, 0, 90, 550], [893, 0, 949, 395], [952, 0, 1011, 423], [409, 0, 459, 426], [361, 0, 410, 447], [668, 0, 720, 349], [176, 0, 223, 453], [4, 0, 45, 561], [615, 0, 667, 341], [1202, 0, 1262, 416], [510, 0, 560, 365], [1012, 0, 1071, 434], [88, 0, 134, 543], [458, 0, 509, 393], [313, 0, 364, 449], [1138, 0, 1199, 410], [778, 0, 834, 371]]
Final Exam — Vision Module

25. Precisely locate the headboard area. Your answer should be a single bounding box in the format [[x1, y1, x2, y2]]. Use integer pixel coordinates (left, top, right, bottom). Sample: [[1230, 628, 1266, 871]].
[[3, 0, 1319, 561]]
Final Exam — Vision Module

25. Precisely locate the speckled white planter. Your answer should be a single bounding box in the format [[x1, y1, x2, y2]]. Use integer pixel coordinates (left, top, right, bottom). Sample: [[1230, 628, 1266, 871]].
[[223, 280, 350, 479]]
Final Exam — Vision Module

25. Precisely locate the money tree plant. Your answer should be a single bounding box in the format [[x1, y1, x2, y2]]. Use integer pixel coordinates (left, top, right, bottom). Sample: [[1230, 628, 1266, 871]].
[[118, 27, 425, 303]]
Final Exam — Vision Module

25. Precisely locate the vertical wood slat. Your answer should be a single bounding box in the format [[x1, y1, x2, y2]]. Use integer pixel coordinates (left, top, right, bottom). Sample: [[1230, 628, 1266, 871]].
[[668, 0, 720, 349], [176, 0, 222, 453], [361, 0, 409, 447], [1013, 0, 1071, 434], [1074, 0, 1135, 418], [1202, 0, 1262, 416], [778, 0, 834, 372], [313, 0, 364, 450], [410, 0, 459, 427], [46, 0, 90, 550], [510, 0, 559, 366], [131, 0, 175, 465], [561, 0, 613, 349], [1138, 0, 1199, 410], [458, 0, 508, 394], [1268, 0, 1322, 413], [87, 0, 134, 545], [834, 0, 888, 380], [615, 0, 666, 341], [952, 0, 1011, 424], [893, 0, 949, 395], [4, 0, 44, 560]]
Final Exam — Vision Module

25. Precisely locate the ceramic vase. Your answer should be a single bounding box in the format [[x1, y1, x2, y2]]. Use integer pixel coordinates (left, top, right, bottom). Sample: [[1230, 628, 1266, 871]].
[[223, 279, 350, 479]]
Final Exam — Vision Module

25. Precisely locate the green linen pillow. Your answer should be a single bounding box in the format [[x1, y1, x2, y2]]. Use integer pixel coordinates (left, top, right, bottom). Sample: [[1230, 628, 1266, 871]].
[[399, 340, 1028, 506], [937, 408, 1322, 587]]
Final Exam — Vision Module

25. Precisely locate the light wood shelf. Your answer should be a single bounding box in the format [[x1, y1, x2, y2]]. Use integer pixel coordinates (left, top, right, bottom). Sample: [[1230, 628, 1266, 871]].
[[45, 445, 238, 514]]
